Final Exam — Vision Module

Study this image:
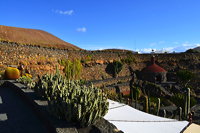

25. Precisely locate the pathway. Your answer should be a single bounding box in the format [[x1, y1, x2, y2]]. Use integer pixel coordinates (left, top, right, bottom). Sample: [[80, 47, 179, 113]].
[[0, 86, 49, 133]]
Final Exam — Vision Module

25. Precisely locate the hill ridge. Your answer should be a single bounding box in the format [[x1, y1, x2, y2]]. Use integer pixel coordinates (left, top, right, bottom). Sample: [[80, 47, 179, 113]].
[[0, 25, 80, 50]]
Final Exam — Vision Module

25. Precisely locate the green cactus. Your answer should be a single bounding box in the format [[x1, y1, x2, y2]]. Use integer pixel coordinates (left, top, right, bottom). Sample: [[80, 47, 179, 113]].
[[187, 88, 190, 115], [135, 94, 137, 109], [163, 109, 166, 118], [184, 88, 191, 118], [144, 96, 149, 113], [157, 98, 160, 116], [34, 69, 109, 127], [179, 107, 182, 120], [148, 96, 151, 113]]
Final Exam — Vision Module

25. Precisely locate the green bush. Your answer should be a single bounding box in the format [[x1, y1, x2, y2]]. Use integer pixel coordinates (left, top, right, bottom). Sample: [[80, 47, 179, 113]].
[[121, 57, 135, 65], [121, 52, 135, 65], [105, 60, 123, 78], [170, 93, 197, 109], [59, 59, 82, 80], [34, 70, 109, 127], [81, 55, 93, 63], [176, 70, 195, 87]]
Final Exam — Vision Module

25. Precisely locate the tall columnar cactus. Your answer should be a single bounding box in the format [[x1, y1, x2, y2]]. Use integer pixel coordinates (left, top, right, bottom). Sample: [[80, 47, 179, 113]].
[[179, 107, 182, 120], [184, 91, 187, 118], [157, 98, 160, 116], [148, 96, 151, 113], [144, 96, 149, 113], [34, 69, 109, 127], [163, 109, 166, 118], [187, 88, 190, 115], [135, 94, 137, 109], [184, 88, 191, 118]]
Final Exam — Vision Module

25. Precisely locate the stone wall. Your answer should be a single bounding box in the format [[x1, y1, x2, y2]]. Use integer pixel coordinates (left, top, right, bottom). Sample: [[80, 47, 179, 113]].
[[1, 42, 200, 81]]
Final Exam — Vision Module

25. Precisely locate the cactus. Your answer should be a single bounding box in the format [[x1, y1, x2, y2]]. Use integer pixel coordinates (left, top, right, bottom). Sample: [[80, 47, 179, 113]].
[[184, 88, 191, 118], [34, 69, 109, 127], [148, 96, 151, 113], [135, 94, 137, 109], [179, 107, 182, 120], [5, 67, 20, 80], [157, 98, 160, 116], [163, 109, 166, 118], [144, 96, 149, 113], [187, 88, 190, 115], [119, 93, 122, 103]]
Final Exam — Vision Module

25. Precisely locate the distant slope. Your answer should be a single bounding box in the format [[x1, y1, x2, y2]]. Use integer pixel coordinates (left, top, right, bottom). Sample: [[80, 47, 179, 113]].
[[0, 25, 80, 50], [96, 49, 135, 53], [193, 47, 200, 52], [185, 47, 200, 53]]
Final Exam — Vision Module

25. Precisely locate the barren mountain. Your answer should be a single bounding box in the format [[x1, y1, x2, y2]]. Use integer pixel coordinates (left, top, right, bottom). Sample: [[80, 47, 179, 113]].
[[0, 25, 80, 50]]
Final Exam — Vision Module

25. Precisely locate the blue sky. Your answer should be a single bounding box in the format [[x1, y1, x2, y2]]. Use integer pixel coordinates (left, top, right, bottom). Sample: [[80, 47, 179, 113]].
[[1, 0, 200, 52]]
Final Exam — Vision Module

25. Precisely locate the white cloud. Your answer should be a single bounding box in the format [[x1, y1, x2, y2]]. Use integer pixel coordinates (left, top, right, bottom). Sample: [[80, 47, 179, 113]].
[[76, 27, 87, 32], [54, 10, 74, 15], [137, 43, 200, 53], [149, 41, 165, 47], [149, 42, 157, 47]]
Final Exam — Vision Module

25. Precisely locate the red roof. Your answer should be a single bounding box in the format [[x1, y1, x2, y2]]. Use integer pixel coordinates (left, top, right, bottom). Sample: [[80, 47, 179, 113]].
[[142, 63, 166, 73]]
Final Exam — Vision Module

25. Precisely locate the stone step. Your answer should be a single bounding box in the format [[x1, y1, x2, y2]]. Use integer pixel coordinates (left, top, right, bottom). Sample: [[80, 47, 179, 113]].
[[0, 113, 8, 121], [0, 96, 2, 104]]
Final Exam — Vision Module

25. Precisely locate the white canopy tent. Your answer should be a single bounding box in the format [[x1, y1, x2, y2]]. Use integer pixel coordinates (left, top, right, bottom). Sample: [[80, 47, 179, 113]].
[[104, 100, 190, 133]]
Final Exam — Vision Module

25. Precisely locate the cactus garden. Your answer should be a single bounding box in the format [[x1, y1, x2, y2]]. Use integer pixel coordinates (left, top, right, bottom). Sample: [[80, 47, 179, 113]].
[[33, 68, 109, 127]]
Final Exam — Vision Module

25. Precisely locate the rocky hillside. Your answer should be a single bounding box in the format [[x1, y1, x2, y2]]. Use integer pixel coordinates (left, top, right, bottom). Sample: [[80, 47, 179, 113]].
[[193, 47, 200, 52], [0, 25, 80, 50]]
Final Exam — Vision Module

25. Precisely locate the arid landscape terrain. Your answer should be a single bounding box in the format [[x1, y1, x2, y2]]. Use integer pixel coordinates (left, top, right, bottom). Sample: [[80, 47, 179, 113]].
[[0, 25, 200, 133]]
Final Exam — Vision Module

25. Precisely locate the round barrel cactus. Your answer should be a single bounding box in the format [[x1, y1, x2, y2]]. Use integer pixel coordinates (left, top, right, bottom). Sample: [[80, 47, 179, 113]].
[[5, 67, 20, 80]]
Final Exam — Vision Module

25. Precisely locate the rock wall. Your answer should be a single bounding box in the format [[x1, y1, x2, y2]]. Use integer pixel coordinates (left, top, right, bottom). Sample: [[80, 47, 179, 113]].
[[1, 42, 200, 81]]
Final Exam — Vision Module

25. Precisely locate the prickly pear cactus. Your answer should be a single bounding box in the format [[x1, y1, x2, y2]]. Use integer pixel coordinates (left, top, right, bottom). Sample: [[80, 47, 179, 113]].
[[34, 69, 109, 127]]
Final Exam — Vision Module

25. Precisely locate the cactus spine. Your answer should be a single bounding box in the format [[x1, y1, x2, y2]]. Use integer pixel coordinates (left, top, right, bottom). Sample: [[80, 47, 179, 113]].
[[157, 98, 160, 116]]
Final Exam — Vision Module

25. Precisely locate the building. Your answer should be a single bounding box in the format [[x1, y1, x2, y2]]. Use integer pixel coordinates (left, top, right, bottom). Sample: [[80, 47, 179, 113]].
[[140, 56, 167, 83]]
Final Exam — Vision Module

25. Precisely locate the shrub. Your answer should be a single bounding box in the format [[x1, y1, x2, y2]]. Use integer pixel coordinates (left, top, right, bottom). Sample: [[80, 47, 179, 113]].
[[34, 69, 109, 127], [104, 89, 119, 101], [177, 70, 195, 87], [105, 60, 123, 78], [121, 52, 136, 65], [5, 67, 20, 80], [170, 93, 197, 109], [59, 59, 82, 80], [121, 57, 135, 65], [81, 55, 93, 63]]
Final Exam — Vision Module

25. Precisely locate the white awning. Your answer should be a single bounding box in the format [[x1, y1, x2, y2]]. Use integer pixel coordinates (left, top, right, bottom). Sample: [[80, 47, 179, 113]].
[[104, 100, 189, 133]]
